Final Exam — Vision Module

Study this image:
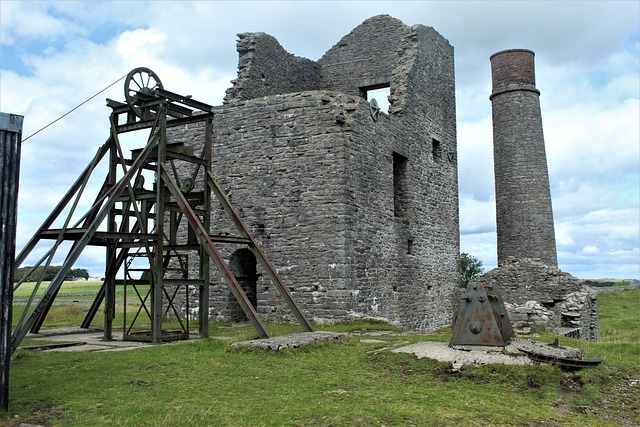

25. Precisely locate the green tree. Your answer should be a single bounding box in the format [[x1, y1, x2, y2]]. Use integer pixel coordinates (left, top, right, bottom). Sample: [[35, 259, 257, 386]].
[[460, 253, 484, 287], [14, 265, 90, 282], [69, 268, 90, 279], [14, 266, 32, 282]]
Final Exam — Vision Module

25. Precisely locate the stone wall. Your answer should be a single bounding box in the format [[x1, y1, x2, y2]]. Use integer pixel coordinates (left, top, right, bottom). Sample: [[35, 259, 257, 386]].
[[471, 257, 600, 341], [318, 15, 407, 98], [224, 33, 321, 102], [168, 15, 460, 331], [593, 284, 640, 293]]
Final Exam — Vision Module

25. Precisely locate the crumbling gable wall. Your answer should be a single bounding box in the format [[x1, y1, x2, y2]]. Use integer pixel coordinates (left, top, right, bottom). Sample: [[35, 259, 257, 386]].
[[175, 15, 460, 331], [399, 25, 457, 134], [224, 32, 321, 102], [318, 15, 406, 99]]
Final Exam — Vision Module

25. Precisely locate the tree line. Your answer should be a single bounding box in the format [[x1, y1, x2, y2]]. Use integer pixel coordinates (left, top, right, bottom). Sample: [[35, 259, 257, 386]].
[[14, 255, 483, 285], [14, 266, 90, 282]]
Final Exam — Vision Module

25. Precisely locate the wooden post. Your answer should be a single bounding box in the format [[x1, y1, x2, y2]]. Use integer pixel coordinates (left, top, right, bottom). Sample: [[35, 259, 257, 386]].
[[0, 113, 24, 411]]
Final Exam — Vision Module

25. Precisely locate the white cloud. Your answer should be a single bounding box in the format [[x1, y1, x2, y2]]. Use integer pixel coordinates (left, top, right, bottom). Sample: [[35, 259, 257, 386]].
[[459, 197, 496, 235], [460, 232, 498, 272], [115, 28, 166, 65], [457, 117, 495, 200], [0, 1, 84, 45], [546, 101, 639, 178], [554, 226, 575, 247]]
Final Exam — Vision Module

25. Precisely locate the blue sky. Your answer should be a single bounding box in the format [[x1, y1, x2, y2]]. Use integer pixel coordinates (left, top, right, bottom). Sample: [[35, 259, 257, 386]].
[[1, 0, 639, 280]]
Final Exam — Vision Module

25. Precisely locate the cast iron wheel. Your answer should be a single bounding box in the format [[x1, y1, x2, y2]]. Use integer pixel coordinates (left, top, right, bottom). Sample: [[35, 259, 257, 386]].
[[125, 67, 163, 118]]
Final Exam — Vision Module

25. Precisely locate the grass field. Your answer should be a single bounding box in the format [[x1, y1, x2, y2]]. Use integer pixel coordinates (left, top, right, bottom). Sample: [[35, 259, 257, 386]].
[[13, 281, 104, 296], [13, 281, 148, 304], [2, 289, 638, 426]]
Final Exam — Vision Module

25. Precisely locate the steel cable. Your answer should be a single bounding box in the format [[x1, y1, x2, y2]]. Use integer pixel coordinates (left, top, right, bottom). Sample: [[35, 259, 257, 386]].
[[22, 73, 127, 142]]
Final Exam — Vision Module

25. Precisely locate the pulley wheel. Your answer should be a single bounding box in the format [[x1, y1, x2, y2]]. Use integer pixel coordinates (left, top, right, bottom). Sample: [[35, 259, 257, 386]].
[[179, 177, 195, 194], [124, 67, 163, 118]]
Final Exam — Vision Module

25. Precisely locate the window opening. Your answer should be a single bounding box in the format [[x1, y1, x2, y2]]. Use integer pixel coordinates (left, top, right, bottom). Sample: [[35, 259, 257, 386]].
[[432, 138, 441, 160], [393, 152, 408, 217], [361, 84, 390, 113]]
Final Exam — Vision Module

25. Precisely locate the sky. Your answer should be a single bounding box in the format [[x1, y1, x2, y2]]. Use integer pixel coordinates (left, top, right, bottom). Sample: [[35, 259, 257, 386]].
[[1, 0, 638, 280]]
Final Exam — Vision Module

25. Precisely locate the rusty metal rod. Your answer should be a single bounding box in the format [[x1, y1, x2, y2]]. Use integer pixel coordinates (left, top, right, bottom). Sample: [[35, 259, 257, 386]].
[[207, 171, 314, 332], [11, 128, 160, 350], [161, 168, 271, 339]]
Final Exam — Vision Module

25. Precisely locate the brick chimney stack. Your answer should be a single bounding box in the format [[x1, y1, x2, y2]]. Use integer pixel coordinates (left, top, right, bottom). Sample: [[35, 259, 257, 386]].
[[490, 49, 558, 267]]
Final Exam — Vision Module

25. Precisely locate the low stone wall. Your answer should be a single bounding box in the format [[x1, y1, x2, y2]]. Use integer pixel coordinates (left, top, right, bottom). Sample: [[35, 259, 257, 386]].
[[471, 257, 600, 342], [593, 284, 639, 293]]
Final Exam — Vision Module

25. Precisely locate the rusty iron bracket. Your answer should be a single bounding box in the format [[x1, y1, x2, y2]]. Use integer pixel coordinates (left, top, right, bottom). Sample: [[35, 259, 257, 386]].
[[450, 282, 514, 347]]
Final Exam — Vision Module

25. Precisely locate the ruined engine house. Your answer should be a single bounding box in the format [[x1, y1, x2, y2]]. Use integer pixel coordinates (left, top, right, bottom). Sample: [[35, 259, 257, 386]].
[[172, 15, 460, 330]]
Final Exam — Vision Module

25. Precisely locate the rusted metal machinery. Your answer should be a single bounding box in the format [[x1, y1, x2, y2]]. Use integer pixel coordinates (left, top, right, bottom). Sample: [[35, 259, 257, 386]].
[[10, 68, 313, 352], [450, 281, 514, 347], [450, 281, 603, 368]]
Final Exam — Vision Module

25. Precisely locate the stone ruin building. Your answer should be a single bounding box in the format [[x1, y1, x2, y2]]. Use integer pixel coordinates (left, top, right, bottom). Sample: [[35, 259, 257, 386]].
[[170, 15, 460, 331], [470, 49, 599, 341], [167, 19, 598, 341], [7, 16, 599, 348]]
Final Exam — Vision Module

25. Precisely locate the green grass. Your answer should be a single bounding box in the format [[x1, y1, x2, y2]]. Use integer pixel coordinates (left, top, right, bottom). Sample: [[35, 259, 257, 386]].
[[2, 290, 639, 426], [599, 289, 640, 344], [14, 281, 102, 294], [12, 301, 180, 337], [13, 281, 148, 299], [12, 280, 153, 332]]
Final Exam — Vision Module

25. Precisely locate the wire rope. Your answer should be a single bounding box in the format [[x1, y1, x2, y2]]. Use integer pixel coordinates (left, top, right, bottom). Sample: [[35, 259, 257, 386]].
[[22, 73, 128, 142]]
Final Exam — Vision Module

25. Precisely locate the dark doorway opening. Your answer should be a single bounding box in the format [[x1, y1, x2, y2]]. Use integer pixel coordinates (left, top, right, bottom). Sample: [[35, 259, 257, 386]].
[[228, 248, 258, 322]]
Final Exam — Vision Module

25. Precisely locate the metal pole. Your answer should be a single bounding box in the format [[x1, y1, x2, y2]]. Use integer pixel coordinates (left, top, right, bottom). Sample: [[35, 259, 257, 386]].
[[0, 113, 24, 411], [200, 117, 213, 338], [152, 104, 167, 343]]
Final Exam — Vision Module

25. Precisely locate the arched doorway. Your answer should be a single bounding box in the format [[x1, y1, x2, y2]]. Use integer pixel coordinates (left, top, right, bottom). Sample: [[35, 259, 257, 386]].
[[228, 248, 258, 322]]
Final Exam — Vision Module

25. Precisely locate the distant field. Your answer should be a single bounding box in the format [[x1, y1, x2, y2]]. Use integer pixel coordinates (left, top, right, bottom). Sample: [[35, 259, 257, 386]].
[[13, 281, 149, 304], [12, 281, 152, 332], [15, 280, 103, 291]]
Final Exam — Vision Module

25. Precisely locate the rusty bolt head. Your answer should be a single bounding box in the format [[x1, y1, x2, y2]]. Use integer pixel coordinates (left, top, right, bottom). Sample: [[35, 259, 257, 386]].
[[470, 322, 482, 334]]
